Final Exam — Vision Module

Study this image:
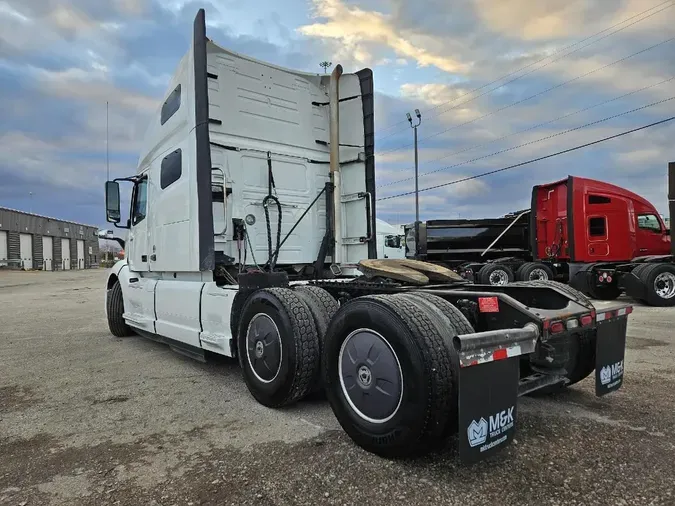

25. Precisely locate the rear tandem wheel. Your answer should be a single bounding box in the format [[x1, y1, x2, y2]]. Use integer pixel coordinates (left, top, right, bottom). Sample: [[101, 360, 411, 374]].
[[635, 263, 675, 307], [322, 294, 456, 458], [477, 263, 515, 286], [237, 288, 320, 408]]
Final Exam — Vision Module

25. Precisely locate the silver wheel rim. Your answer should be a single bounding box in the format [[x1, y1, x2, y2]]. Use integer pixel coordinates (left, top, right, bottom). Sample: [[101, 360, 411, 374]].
[[654, 272, 675, 299], [488, 269, 509, 285], [528, 268, 549, 281], [246, 313, 282, 384], [338, 328, 404, 424]]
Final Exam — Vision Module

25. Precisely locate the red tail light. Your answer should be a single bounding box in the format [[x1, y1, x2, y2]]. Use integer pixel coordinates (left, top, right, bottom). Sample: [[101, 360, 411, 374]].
[[580, 314, 593, 326], [550, 321, 564, 334]]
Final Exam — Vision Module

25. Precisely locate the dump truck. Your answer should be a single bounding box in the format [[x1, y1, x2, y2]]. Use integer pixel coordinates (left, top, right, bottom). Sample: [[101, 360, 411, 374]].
[[103, 9, 633, 464], [406, 169, 675, 306]]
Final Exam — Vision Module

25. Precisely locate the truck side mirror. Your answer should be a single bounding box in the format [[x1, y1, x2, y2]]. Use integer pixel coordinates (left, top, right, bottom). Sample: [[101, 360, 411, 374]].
[[105, 181, 121, 223]]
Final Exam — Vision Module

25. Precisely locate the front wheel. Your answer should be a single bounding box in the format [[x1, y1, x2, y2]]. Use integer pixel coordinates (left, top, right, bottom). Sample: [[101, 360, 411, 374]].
[[106, 281, 134, 337]]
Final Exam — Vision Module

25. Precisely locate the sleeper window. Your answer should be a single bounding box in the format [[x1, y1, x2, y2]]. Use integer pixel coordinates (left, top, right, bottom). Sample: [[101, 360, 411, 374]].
[[160, 84, 181, 125]]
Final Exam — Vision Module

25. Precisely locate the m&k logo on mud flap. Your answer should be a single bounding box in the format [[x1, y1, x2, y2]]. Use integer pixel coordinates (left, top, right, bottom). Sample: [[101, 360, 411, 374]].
[[467, 406, 514, 452], [600, 360, 624, 387], [467, 418, 488, 447]]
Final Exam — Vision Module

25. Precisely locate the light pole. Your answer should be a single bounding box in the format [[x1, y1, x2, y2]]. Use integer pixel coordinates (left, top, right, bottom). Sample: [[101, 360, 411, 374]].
[[407, 109, 422, 258], [319, 61, 332, 74]]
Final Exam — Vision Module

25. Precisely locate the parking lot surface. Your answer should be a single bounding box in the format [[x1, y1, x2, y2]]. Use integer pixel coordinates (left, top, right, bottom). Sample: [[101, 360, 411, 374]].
[[1, 269, 674, 505]]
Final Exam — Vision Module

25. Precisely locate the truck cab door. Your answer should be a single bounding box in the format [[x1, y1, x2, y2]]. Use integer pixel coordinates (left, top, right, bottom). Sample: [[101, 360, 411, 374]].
[[122, 175, 157, 332], [636, 213, 669, 256], [127, 176, 150, 272]]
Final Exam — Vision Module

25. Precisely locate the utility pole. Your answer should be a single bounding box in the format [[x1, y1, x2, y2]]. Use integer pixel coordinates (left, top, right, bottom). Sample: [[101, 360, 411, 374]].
[[319, 61, 332, 73], [406, 109, 422, 258], [106, 101, 110, 181]]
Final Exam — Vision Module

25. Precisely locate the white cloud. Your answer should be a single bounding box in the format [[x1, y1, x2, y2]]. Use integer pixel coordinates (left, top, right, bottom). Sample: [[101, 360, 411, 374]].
[[297, 0, 471, 73]]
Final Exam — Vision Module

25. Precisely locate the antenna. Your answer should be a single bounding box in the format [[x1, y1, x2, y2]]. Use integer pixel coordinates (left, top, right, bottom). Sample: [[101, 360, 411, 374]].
[[106, 101, 109, 181]]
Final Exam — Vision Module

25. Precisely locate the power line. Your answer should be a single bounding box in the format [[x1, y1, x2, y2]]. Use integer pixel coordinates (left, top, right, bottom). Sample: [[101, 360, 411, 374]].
[[374, 0, 674, 144], [377, 115, 675, 201], [379, 35, 674, 156], [379, 78, 675, 187]]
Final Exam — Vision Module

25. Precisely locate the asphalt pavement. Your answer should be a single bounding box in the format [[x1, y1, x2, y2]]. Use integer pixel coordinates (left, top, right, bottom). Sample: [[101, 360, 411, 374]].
[[1, 269, 674, 505]]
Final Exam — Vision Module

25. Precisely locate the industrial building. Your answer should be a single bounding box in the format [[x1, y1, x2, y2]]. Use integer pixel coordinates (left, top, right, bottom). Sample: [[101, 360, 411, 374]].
[[0, 207, 100, 271]]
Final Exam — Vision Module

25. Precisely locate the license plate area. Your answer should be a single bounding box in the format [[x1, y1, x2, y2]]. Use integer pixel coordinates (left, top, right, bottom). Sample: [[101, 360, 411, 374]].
[[595, 316, 628, 396]]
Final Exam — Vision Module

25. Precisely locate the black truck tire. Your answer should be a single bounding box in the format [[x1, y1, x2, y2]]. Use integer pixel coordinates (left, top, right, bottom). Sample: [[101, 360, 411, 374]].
[[535, 332, 596, 394], [512, 279, 594, 308], [293, 285, 339, 391], [237, 288, 320, 408], [477, 263, 514, 286], [587, 283, 622, 301], [322, 294, 454, 458], [516, 262, 554, 282], [294, 285, 339, 340], [397, 291, 474, 437], [637, 263, 675, 307], [106, 280, 134, 338]]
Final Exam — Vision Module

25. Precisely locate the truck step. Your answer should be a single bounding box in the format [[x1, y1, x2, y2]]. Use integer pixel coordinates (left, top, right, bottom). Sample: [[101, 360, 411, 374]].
[[518, 372, 566, 396]]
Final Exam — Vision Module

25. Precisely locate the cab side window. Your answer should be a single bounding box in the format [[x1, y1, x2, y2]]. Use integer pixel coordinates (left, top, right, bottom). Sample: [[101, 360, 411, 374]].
[[131, 178, 148, 226], [161, 149, 182, 189], [588, 216, 606, 237], [638, 214, 662, 233]]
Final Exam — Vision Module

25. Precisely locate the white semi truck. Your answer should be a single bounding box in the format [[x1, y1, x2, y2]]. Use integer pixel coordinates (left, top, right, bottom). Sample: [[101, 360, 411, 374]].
[[104, 9, 634, 463]]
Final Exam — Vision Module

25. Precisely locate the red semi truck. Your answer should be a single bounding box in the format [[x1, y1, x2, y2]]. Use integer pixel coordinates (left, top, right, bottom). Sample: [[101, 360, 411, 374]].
[[406, 162, 675, 306]]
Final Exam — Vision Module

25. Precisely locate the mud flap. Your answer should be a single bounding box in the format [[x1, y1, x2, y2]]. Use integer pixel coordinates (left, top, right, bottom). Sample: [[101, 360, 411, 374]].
[[594, 315, 628, 396], [458, 357, 519, 464]]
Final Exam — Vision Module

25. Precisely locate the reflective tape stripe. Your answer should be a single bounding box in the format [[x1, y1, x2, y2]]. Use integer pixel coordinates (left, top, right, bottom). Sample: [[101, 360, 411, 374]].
[[597, 306, 632, 322]]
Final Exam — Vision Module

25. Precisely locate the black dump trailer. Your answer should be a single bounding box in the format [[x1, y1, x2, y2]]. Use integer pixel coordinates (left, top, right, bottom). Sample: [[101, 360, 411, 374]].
[[405, 209, 544, 285]]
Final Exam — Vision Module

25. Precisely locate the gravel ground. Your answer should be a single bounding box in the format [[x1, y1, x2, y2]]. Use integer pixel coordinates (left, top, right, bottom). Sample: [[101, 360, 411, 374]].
[[1, 269, 674, 506]]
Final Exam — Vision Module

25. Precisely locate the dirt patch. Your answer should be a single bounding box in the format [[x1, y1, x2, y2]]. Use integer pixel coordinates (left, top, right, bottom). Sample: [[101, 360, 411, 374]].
[[91, 395, 130, 405], [626, 337, 669, 350], [0, 386, 38, 413]]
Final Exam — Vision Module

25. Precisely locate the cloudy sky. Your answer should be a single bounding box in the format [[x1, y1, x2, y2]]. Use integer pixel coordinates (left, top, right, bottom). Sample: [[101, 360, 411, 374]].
[[0, 0, 673, 231]]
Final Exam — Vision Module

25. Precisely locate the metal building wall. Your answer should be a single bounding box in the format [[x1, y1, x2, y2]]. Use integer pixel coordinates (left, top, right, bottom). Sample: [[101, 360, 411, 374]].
[[0, 208, 100, 270]]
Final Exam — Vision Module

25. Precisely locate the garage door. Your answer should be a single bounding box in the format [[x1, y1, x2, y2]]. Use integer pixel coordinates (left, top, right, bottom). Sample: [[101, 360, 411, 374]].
[[20, 233, 33, 270], [61, 238, 71, 270], [0, 231, 7, 266], [76, 240, 85, 269], [42, 236, 53, 271]]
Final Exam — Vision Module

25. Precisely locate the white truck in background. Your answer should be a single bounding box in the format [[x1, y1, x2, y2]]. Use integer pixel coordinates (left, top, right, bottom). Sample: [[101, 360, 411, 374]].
[[103, 8, 634, 464], [375, 218, 405, 259]]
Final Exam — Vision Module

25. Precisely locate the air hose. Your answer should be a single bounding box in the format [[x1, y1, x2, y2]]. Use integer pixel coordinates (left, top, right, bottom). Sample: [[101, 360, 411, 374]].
[[263, 151, 282, 271]]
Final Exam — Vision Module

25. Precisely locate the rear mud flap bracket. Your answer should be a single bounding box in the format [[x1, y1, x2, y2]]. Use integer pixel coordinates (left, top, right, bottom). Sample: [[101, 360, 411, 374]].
[[455, 324, 539, 464]]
